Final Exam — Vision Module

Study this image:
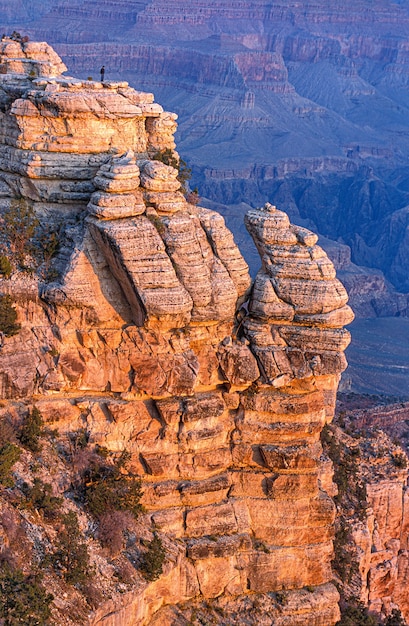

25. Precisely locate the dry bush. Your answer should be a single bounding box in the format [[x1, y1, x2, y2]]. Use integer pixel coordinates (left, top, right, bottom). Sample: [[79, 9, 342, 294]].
[[97, 510, 135, 556], [70, 448, 100, 483], [114, 558, 136, 584], [185, 189, 200, 205], [0, 416, 18, 445], [81, 581, 104, 609], [0, 510, 31, 569]]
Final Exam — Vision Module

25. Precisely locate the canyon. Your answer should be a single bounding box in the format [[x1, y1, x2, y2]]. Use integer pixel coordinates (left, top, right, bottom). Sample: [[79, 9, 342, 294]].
[[0, 23, 407, 626], [2, 0, 409, 394], [0, 37, 354, 625]]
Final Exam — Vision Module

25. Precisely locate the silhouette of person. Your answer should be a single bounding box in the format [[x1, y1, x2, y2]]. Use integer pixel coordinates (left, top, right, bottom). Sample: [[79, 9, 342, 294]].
[[100, 65, 105, 82]]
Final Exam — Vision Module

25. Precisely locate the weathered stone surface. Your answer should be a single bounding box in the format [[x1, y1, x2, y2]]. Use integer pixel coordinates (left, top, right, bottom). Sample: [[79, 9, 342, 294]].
[[243, 204, 353, 388], [195, 206, 251, 296], [159, 210, 242, 322], [0, 41, 354, 626], [88, 215, 194, 327], [250, 272, 295, 321], [217, 339, 260, 388], [140, 159, 180, 192], [243, 541, 334, 592], [143, 189, 187, 213], [0, 39, 67, 77]]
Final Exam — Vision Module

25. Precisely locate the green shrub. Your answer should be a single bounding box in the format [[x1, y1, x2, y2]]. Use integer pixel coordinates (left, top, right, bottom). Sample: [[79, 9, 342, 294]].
[[0, 296, 20, 337], [9, 31, 29, 44], [0, 201, 38, 265], [32, 224, 61, 267], [0, 443, 21, 487], [332, 519, 357, 584], [0, 562, 53, 625], [275, 591, 288, 606], [0, 255, 12, 278], [22, 478, 63, 520], [146, 213, 166, 236], [82, 450, 143, 519], [336, 601, 378, 626], [139, 532, 165, 582], [69, 428, 89, 451], [321, 424, 367, 519], [392, 452, 407, 469], [18, 407, 43, 453], [384, 609, 407, 625], [52, 511, 90, 584], [152, 147, 179, 169]]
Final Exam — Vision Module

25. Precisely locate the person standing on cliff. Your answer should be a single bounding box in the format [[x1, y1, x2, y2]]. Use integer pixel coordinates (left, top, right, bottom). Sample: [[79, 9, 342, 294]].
[[100, 65, 105, 82]]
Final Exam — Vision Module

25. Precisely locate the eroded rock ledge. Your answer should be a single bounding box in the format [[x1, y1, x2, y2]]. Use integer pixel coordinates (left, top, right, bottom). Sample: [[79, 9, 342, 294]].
[[0, 39, 354, 625]]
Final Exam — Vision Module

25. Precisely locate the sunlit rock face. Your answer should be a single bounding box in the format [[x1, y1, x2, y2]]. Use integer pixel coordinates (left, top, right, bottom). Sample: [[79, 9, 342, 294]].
[[0, 40, 354, 625]]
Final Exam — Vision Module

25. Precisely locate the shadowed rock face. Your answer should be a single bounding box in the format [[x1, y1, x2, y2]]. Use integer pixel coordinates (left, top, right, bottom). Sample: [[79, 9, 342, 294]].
[[0, 41, 354, 625]]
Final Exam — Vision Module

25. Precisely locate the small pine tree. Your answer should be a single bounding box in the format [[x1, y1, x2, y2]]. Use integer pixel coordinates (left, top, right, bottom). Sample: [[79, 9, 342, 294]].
[[139, 532, 165, 582], [19, 407, 43, 453], [22, 478, 63, 520], [152, 148, 192, 193], [0, 255, 12, 278], [52, 511, 90, 584], [0, 295, 20, 337], [82, 450, 143, 519], [336, 601, 378, 626], [0, 443, 21, 487], [0, 200, 38, 265], [384, 609, 407, 626], [0, 562, 53, 625]]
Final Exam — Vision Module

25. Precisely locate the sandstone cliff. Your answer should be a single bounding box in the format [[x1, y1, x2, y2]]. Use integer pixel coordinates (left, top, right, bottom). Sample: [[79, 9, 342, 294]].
[[323, 398, 409, 624], [0, 39, 355, 625]]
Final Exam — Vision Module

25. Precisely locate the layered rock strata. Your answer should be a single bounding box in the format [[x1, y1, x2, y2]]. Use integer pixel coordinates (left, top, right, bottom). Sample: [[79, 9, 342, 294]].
[[323, 416, 409, 624], [0, 40, 354, 625]]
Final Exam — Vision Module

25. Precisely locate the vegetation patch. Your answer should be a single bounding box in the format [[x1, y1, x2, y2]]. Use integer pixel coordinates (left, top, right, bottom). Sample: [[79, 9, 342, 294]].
[[21, 478, 63, 521], [0, 562, 53, 626], [139, 532, 165, 581], [152, 148, 192, 193], [80, 450, 143, 519], [336, 601, 379, 626], [0, 296, 21, 337], [51, 510, 90, 584], [18, 407, 44, 454], [0, 443, 21, 487], [0, 200, 63, 280]]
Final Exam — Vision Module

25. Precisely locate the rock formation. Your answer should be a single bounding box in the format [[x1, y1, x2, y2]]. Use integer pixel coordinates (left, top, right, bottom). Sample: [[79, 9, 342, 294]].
[[0, 39, 355, 625], [2, 0, 409, 307], [322, 401, 409, 624]]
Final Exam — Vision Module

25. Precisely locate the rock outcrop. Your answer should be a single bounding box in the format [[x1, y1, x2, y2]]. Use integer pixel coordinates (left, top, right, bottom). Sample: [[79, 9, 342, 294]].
[[3, 0, 409, 301], [0, 40, 354, 625], [322, 403, 409, 624]]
